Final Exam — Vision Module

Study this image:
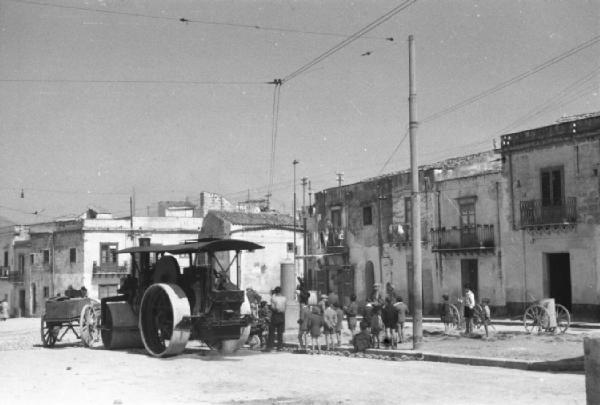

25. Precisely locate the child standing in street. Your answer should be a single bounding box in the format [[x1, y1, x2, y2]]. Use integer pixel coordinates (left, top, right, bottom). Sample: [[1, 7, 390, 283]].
[[334, 302, 344, 347], [382, 297, 398, 348], [307, 306, 324, 353], [394, 296, 409, 345], [370, 305, 383, 349], [481, 298, 492, 338], [323, 301, 337, 350], [440, 294, 453, 334], [344, 294, 359, 336], [297, 303, 310, 349]]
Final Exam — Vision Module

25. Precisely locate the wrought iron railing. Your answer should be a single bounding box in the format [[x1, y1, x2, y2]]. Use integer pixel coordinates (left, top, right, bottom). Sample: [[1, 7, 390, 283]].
[[92, 262, 127, 274], [430, 225, 495, 251], [0, 266, 9, 278], [389, 223, 411, 244], [520, 197, 577, 227], [8, 270, 23, 282]]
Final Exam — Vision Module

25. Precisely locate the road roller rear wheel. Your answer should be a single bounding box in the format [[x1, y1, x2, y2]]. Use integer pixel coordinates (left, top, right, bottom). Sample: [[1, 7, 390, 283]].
[[139, 283, 191, 357]]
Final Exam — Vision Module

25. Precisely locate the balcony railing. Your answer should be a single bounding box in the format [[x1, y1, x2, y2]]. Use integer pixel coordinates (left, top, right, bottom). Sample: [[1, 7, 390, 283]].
[[520, 197, 577, 227], [0, 266, 9, 279], [431, 225, 495, 252], [93, 262, 128, 276], [388, 223, 411, 244], [318, 226, 347, 253], [7, 270, 24, 282]]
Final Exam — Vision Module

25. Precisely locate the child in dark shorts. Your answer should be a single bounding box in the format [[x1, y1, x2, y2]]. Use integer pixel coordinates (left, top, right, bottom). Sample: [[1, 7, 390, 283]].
[[307, 306, 324, 353], [370, 305, 383, 349], [344, 294, 359, 335]]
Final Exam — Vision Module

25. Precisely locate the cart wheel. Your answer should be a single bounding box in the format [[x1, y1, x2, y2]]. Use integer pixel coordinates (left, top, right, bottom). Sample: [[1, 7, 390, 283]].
[[80, 303, 100, 347], [449, 304, 461, 330], [473, 304, 484, 329], [139, 283, 191, 357], [41, 316, 58, 348], [524, 304, 547, 334], [555, 304, 571, 333]]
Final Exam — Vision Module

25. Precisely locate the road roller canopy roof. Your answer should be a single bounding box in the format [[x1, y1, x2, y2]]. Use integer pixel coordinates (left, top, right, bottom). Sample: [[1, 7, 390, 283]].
[[117, 238, 264, 255]]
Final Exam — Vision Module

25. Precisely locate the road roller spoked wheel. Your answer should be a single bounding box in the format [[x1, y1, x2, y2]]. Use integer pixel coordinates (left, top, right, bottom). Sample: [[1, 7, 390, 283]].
[[41, 317, 58, 348], [139, 283, 191, 357], [80, 303, 100, 347], [555, 304, 571, 334]]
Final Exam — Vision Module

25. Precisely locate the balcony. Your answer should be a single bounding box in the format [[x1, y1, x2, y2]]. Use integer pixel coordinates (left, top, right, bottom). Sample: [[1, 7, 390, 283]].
[[431, 225, 495, 254], [93, 262, 128, 278], [520, 197, 577, 229], [320, 226, 347, 254], [7, 270, 24, 283], [0, 266, 9, 279]]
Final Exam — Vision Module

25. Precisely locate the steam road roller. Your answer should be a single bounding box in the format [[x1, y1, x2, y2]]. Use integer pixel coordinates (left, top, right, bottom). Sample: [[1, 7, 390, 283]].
[[97, 238, 263, 357]]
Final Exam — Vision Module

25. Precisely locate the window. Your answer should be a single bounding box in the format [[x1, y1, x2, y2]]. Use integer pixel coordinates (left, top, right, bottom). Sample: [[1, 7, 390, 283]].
[[30, 254, 34, 265], [139, 238, 151, 247], [70, 248, 76, 263], [3, 251, 7, 267], [98, 284, 118, 299], [100, 243, 118, 264], [363, 206, 373, 226], [541, 167, 564, 206], [18, 254, 25, 272], [458, 198, 477, 228], [43, 250, 49, 264], [287, 242, 294, 253], [330, 208, 342, 229], [43, 286, 49, 298]]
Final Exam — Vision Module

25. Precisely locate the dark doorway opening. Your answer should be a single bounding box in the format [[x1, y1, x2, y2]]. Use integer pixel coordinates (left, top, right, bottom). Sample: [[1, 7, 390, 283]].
[[19, 289, 26, 317], [546, 253, 571, 310], [461, 259, 479, 299], [31, 283, 37, 314]]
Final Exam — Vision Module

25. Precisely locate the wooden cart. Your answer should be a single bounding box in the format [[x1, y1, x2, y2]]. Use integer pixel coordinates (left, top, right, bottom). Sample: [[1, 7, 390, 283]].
[[40, 296, 98, 347]]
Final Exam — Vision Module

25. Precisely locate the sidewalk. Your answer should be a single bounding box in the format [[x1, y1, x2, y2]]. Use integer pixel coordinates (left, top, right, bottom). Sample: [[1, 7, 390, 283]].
[[279, 320, 590, 372]]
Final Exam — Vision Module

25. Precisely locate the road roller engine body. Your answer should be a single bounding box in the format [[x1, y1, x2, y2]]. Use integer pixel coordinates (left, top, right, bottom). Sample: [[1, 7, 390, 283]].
[[98, 237, 264, 357]]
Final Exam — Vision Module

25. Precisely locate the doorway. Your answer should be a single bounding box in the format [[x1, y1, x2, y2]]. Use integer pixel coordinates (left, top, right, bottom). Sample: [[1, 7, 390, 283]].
[[546, 253, 571, 310], [19, 289, 26, 317], [31, 283, 37, 314], [461, 259, 479, 299]]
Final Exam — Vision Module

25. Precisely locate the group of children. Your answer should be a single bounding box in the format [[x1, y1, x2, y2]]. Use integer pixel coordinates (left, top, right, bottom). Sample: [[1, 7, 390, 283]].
[[298, 299, 345, 353], [296, 292, 410, 353]]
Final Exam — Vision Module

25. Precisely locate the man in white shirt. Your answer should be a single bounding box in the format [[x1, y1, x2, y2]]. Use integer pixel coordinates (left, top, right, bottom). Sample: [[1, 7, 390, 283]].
[[266, 286, 287, 351], [463, 285, 475, 334]]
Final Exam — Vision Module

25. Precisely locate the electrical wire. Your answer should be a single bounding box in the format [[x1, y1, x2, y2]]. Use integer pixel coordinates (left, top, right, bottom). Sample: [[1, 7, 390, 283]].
[[421, 34, 600, 124], [281, 0, 416, 83], [6, 0, 393, 40], [0, 78, 267, 85]]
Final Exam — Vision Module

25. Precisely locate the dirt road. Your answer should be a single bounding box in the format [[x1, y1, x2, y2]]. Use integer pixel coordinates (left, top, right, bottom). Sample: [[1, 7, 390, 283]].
[[0, 318, 587, 405]]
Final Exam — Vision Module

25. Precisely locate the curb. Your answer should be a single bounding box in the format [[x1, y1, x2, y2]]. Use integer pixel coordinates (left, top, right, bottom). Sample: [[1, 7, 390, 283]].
[[281, 342, 584, 372]]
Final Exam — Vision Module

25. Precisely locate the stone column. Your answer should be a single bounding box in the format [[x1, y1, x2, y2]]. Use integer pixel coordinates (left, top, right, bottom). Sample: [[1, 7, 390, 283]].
[[280, 262, 299, 330], [584, 336, 600, 404]]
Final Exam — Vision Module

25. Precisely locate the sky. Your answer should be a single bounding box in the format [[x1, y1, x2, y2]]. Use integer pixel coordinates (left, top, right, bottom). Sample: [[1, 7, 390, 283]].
[[0, 0, 598, 224]]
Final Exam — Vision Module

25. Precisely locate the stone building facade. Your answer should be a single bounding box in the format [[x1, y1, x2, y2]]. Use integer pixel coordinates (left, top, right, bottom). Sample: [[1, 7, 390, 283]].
[[499, 114, 600, 320]]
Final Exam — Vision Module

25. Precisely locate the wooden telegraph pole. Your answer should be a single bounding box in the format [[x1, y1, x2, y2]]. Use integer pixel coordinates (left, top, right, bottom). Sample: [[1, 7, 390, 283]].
[[408, 35, 423, 350]]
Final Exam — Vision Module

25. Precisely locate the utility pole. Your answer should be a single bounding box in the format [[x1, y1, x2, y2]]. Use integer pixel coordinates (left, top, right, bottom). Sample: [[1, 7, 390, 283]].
[[377, 186, 387, 286], [409, 35, 423, 350], [301, 177, 308, 281], [336, 172, 344, 188], [293, 160, 299, 276]]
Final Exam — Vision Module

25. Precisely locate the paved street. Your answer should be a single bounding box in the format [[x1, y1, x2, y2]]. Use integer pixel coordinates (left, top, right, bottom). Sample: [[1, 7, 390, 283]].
[[0, 318, 587, 404]]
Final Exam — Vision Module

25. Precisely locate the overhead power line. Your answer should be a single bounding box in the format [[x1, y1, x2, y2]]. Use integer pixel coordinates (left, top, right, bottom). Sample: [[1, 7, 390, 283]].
[[0, 78, 267, 85], [281, 0, 417, 83], [7, 0, 393, 40], [422, 34, 600, 124], [379, 34, 600, 171]]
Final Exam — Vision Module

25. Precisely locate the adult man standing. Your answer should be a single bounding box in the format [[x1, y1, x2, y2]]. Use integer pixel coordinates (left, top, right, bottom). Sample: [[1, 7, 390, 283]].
[[0, 299, 9, 321], [266, 286, 287, 351], [463, 285, 475, 335]]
